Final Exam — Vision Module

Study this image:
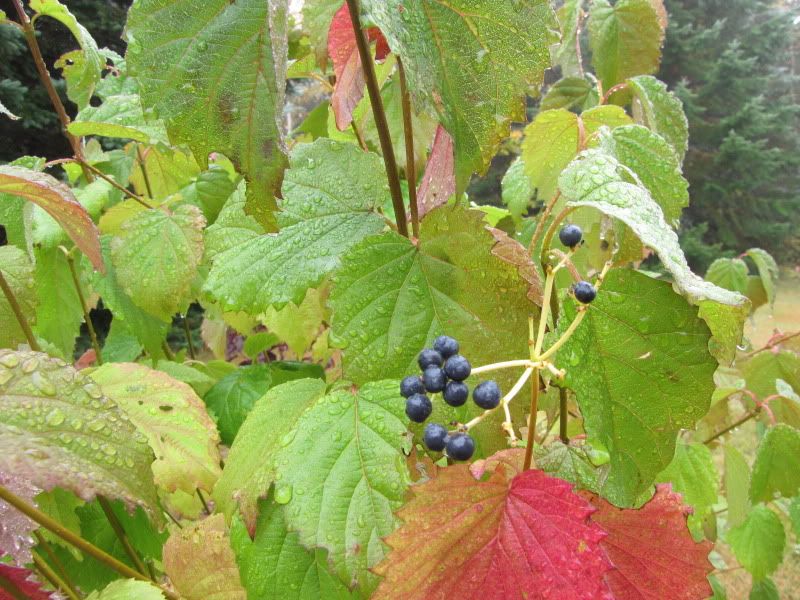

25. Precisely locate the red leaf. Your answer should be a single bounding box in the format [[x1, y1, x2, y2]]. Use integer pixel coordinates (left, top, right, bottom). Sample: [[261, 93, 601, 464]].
[[417, 125, 455, 218], [328, 2, 390, 131], [0, 561, 56, 599], [373, 463, 613, 599], [0, 166, 104, 272], [586, 484, 714, 600]]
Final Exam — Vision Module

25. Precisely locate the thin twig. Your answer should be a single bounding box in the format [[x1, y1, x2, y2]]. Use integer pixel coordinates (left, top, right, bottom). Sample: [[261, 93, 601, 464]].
[[62, 248, 102, 365], [196, 489, 211, 515], [703, 409, 761, 445], [135, 146, 154, 199], [397, 57, 419, 238], [182, 314, 196, 360], [34, 531, 79, 598], [559, 387, 569, 443], [540, 206, 577, 267], [523, 369, 541, 470], [549, 249, 582, 282], [528, 191, 561, 255], [32, 553, 81, 600], [0, 484, 179, 599], [79, 161, 153, 209], [345, 0, 408, 237], [0, 270, 40, 351], [743, 331, 800, 358], [97, 496, 148, 577], [350, 121, 369, 151], [9, 0, 93, 183]]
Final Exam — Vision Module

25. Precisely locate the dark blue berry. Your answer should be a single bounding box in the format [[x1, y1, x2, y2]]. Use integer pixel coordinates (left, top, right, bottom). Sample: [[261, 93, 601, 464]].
[[433, 335, 459, 359], [573, 281, 597, 304], [559, 224, 583, 248], [473, 381, 501, 409], [423, 423, 449, 452], [400, 375, 425, 398], [422, 367, 447, 393], [443, 381, 469, 407], [446, 433, 475, 461], [444, 355, 471, 381], [405, 394, 432, 423], [417, 348, 443, 370]]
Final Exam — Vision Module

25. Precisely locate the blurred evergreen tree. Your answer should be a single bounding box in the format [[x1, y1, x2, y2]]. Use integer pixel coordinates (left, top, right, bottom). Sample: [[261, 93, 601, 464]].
[[0, 0, 131, 162], [661, 0, 800, 269]]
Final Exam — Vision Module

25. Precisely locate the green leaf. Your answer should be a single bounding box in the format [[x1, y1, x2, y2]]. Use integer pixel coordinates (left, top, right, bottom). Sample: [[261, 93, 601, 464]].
[[331, 206, 537, 385], [273, 380, 411, 592], [724, 445, 751, 528], [111, 205, 205, 320], [203, 181, 265, 262], [212, 378, 328, 529], [242, 332, 280, 359], [0, 349, 159, 518], [302, 0, 341, 68], [330, 208, 539, 456], [534, 441, 602, 494], [727, 504, 785, 581], [231, 499, 358, 600], [657, 442, 718, 521], [204, 139, 388, 314], [362, 0, 558, 188], [559, 149, 748, 361], [789, 497, 800, 537], [742, 352, 800, 428], [86, 579, 166, 600], [163, 514, 246, 600], [628, 75, 689, 162], [750, 424, 800, 503], [521, 106, 632, 201], [588, 0, 664, 95], [92, 236, 170, 359], [129, 145, 199, 201], [56, 499, 167, 591], [153, 361, 216, 397], [204, 364, 273, 446], [179, 166, 237, 225], [555, 269, 717, 506], [68, 94, 170, 145], [30, 0, 104, 108], [34, 488, 82, 558], [0, 246, 37, 349], [553, 0, 584, 77], [126, 0, 289, 228], [749, 578, 780, 600], [0, 166, 103, 271], [706, 258, 749, 294], [89, 362, 222, 495], [598, 124, 689, 226], [541, 77, 599, 112], [501, 157, 534, 223], [32, 247, 84, 358], [745, 248, 779, 306]]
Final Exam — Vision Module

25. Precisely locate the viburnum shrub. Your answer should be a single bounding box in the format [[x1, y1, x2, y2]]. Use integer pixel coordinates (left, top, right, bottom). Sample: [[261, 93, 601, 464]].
[[0, 0, 796, 598]]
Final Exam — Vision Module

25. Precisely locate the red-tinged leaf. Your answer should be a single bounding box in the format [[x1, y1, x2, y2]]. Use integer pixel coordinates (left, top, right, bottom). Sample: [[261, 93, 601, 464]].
[[417, 125, 455, 218], [586, 484, 714, 600], [0, 166, 103, 272], [373, 463, 613, 599], [0, 561, 55, 600], [470, 447, 526, 480], [329, 2, 390, 130], [74, 348, 97, 370], [0, 473, 40, 566]]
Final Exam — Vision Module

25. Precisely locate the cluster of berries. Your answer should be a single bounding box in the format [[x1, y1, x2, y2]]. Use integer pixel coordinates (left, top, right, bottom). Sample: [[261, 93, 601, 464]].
[[559, 224, 597, 304], [400, 336, 502, 461]]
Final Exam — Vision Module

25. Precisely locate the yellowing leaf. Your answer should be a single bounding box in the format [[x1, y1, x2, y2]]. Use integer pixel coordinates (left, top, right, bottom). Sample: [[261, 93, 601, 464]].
[[163, 515, 246, 600], [90, 363, 222, 495], [0, 246, 37, 349], [111, 205, 205, 320]]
